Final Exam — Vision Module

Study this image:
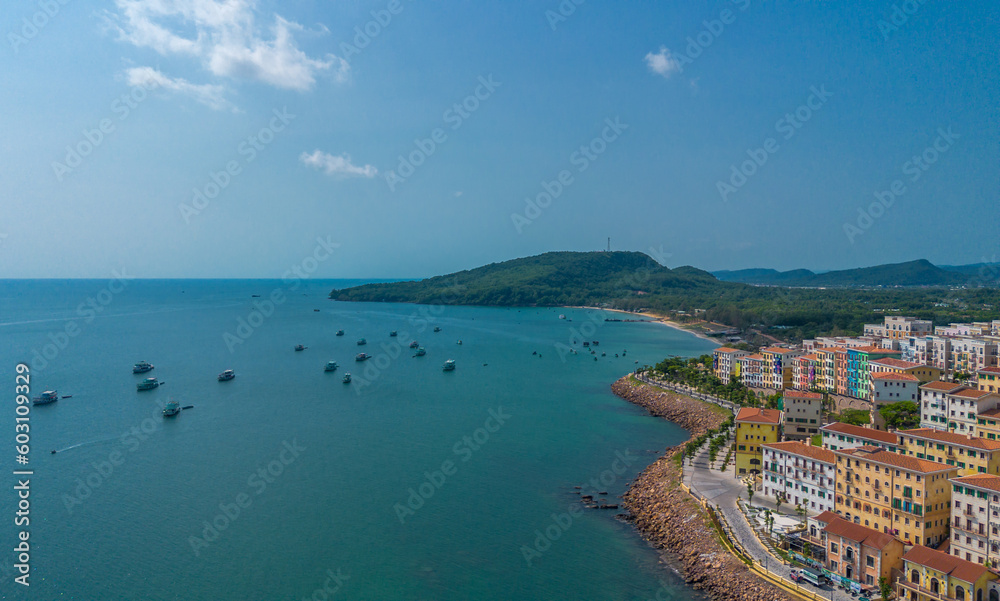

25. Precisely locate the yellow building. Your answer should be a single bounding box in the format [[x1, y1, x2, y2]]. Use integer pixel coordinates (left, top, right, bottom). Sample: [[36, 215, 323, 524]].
[[897, 545, 996, 601], [761, 347, 802, 390], [833, 446, 957, 547], [735, 407, 782, 476], [979, 367, 1000, 394], [898, 428, 1000, 476], [977, 408, 1000, 442]]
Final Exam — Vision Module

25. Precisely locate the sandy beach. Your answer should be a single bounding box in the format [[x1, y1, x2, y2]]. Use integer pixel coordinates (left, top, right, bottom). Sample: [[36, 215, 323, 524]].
[[565, 306, 723, 345]]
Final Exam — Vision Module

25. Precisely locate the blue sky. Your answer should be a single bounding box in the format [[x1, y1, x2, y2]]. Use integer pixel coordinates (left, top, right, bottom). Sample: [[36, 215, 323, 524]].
[[1, 0, 997, 278]]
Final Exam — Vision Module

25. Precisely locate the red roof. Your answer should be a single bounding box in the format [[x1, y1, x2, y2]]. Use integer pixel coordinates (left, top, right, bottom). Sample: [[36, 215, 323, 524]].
[[898, 428, 1000, 450], [871, 372, 919, 381], [902, 545, 990, 584], [784, 390, 824, 399], [952, 474, 1000, 494], [836, 447, 958, 474], [953, 388, 998, 400], [820, 422, 899, 445], [735, 407, 782, 424], [822, 516, 899, 550], [762, 347, 800, 354], [920, 381, 967, 393], [762, 441, 835, 463], [870, 358, 924, 369], [979, 367, 1000, 375]]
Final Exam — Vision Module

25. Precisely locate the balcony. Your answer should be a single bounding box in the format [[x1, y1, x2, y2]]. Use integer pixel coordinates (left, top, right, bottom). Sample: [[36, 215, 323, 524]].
[[965, 507, 976, 517], [897, 579, 956, 601]]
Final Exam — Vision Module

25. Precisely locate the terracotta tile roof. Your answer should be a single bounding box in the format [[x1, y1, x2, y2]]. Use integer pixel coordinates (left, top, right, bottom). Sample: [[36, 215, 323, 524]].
[[813, 510, 839, 525], [978, 407, 1000, 419], [851, 346, 901, 354], [870, 358, 924, 369], [902, 545, 990, 585], [897, 428, 1000, 450], [871, 372, 919, 381], [744, 354, 764, 361], [714, 347, 744, 354], [953, 388, 998, 400], [763, 347, 800, 354], [762, 441, 835, 463], [798, 354, 819, 361], [836, 447, 958, 474], [919, 381, 967, 393], [820, 422, 899, 445], [784, 390, 824, 399], [822, 516, 898, 550], [979, 367, 1000, 375], [952, 474, 1000, 494], [736, 407, 782, 424]]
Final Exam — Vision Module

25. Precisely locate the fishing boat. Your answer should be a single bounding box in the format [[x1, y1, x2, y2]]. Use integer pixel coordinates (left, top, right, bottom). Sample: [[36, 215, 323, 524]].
[[295, 345, 306, 351], [162, 400, 180, 417], [415, 347, 426, 356], [456, 340, 463, 345], [355, 353, 371, 361], [342, 373, 352, 383], [137, 377, 160, 391], [33, 390, 59, 405], [582, 341, 590, 347], [324, 361, 338, 372], [336, 330, 345, 336], [389, 331, 398, 337], [433, 326, 441, 332], [218, 369, 235, 381], [592, 341, 600, 346], [357, 338, 367, 346], [132, 360, 154, 374], [559, 314, 566, 320], [442, 359, 456, 371], [409, 341, 419, 349]]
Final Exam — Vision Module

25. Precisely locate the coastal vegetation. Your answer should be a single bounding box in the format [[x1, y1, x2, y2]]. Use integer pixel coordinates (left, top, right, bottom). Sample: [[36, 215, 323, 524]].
[[330, 251, 1000, 342]]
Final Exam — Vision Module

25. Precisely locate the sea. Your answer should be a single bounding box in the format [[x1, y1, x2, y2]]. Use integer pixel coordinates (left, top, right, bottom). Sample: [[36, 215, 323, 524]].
[[0, 279, 717, 601]]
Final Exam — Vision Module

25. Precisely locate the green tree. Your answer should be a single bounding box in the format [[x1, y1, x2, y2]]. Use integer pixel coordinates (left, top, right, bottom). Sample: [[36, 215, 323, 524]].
[[747, 481, 755, 507], [879, 401, 920, 430], [836, 409, 870, 426], [878, 576, 892, 601]]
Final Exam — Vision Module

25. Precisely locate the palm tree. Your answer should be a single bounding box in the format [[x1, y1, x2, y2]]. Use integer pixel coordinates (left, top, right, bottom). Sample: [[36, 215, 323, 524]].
[[747, 481, 755, 507]]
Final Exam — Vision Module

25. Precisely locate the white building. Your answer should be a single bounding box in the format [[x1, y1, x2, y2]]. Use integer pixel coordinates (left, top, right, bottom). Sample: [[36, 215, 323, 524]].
[[949, 474, 1000, 567], [920, 383, 1000, 434], [713, 347, 749, 384], [871, 371, 919, 405], [782, 390, 824, 440], [820, 422, 901, 453], [762, 441, 837, 515], [919, 381, 968, 431]]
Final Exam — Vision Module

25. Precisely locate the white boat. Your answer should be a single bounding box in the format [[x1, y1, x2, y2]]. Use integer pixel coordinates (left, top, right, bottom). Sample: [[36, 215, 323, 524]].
[[355, 353, 371, 361], [132, 361, 154, 374], [325, 361, 338, 372], [163, 400, 180, 417], [137, 377, 159, 391], [342, 373, 352, 383], [33, 390, 59, 405], [559, 314, 566, 320], [218, 369, 235, 381], [443, 359, 456, 372]]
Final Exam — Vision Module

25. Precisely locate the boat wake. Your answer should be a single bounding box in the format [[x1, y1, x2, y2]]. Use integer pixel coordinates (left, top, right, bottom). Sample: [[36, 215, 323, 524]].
[[51, 436, 119, 455]]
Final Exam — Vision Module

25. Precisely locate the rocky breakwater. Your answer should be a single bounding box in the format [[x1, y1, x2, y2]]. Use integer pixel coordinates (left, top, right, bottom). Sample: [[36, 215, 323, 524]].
[[612, 377, 794, 601]]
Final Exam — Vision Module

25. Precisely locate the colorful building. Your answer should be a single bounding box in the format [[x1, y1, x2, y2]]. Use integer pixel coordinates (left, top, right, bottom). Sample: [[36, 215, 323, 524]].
[[896, 545, 996, 601], [792, 353, 821, 391], [713, 347, 749, 384], [978, 367, 1000, 394], [738, 354, 764, 389], [833, 446, 957, 547], [761, 347, 802, 390], [898, 428, 1000, 476], [845, 346, 902, 401], [869, 358, 943, 383], [735, 407, 782, 476], [811, 511, 905, 590]]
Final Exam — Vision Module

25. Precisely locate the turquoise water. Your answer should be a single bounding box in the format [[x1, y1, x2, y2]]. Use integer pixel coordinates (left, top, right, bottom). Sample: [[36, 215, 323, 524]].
[[0, 280, 716, 601]]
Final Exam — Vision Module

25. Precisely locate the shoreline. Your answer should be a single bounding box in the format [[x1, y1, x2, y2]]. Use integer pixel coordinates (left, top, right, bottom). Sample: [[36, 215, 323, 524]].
[[565, 306, 722, 345], [612, 376, 793, 601]]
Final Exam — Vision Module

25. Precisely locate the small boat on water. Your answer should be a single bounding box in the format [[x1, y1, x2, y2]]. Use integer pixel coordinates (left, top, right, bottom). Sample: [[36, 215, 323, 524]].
[[343, 373, 352, 383], [355, 353, 371, 361], [33, 390, 59, 405], [137, 377, 160, 391], [133, 361, 154, 374], [295, 345, 307, 352], [559, 314, 566, 320], [390, 331, 398, 337], [456, 340, 463, 345], [582, 341, 590, 347], [218, 369, 235, 381], [433, 326, 441, 332], [163, 400, 180, 417], [336, 330, 345, 336], [415, 347, 426, 356], [325, 361, 338, 372], [357, 338, 367, 346], [442, 359, 456, 372], [592, 341, 600, 346], [409, 341, 419, 349]]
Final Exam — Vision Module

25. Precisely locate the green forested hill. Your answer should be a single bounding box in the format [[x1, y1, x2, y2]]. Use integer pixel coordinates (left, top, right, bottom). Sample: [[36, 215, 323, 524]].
[[331, 251, 1000, 341]]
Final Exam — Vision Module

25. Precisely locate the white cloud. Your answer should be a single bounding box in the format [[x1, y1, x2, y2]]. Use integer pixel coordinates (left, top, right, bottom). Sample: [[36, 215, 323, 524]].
[[106, 0, 347, 92], [126, 66, 237, 111], [300, 150, 377, 178], [644, 47, 682, 79]]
